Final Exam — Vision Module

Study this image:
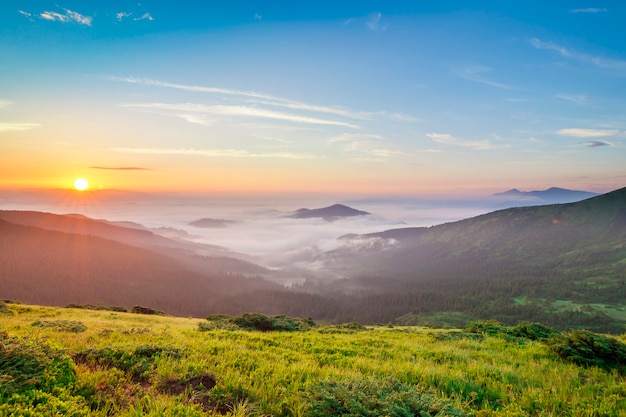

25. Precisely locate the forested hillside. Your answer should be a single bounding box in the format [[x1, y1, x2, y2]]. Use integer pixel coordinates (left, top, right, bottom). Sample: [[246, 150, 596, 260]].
[[306, 187, 626, 332]]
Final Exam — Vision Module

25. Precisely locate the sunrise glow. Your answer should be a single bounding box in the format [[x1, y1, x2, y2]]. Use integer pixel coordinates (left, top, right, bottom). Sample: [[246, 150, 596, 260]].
[[73, 178, 89, 191]]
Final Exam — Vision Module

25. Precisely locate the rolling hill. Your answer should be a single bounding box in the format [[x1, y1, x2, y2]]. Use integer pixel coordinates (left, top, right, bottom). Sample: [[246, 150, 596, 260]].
[[0, 215, 282, 317], [309, 187, 626, 331]]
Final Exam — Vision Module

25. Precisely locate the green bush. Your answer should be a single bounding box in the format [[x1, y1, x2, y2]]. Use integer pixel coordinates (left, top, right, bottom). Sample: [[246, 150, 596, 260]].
[[465, 320, 509, 336], [31, 320, 87, 332], [0, 300, 14, 316], [66, 304, 128, 312], [73, 345, 181, 381], [465, 320, 558, 341], [0, 331, 76, 398], [510, 322, 558, 341], [200, 313, 316, 332], [549, 329, 626, 373], [302, 376, 467, 417], [130, 305, 165, 315]]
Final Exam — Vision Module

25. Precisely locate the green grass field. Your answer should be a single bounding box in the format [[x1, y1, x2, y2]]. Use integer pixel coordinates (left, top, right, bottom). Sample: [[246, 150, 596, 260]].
[[1, 303, 625, 416]]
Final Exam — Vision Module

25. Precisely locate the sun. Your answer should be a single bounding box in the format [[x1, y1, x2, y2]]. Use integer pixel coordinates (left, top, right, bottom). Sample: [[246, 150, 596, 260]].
[[73, 178, 89, 191]]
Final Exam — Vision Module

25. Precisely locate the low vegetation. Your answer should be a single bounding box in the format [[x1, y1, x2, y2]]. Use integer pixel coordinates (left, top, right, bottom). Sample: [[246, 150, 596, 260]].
[[1, 304, 625, 416]]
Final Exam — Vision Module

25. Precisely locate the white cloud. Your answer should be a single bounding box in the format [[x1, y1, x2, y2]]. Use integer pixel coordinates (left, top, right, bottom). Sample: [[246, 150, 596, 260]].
[[557, 128, 620, 137], [0, 99, 12, 109], [366, 12, 385, 31], [111, 147, 315, 159], [569, 8, 608, 14], [134, 13, 154, 21], [115, 77, 371, 121], [328, 133, 412, 160], [328, 133, 386, 144], [176, 114, 213, 126], [530, 38, 571, 57], [114, 77, 420, 127], [116, 12, 131, 21], [458, 65, 514, 89], [40, 9, 92, 26], [122, 102, 360, 128], [556, 94, 587, 105], [0, 122, 40, 132], [414, 148, 444, 153], [530, 38, 626, 70], [427, 132, 493, 150]]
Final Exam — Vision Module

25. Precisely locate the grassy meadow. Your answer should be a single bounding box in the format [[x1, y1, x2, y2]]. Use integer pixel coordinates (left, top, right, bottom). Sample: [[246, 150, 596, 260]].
[[1, 303, 625, 416]]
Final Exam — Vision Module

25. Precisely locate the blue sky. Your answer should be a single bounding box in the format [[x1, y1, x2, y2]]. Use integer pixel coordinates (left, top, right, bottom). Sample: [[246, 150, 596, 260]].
[[1, 1, 625, 194]]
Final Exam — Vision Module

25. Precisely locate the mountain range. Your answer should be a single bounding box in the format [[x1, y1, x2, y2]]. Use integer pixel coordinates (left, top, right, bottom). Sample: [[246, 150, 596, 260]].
[[490, 187, 598, 207], [1, 187, 625, 332]]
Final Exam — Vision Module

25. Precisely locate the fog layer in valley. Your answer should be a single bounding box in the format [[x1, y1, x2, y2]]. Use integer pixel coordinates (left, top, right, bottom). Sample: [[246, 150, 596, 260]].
[[0, 187, 598, 281], [0, 190, 492, 273]]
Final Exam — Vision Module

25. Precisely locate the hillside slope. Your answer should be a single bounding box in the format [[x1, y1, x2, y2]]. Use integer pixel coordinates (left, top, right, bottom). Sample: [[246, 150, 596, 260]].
[[0, 219, 281, 316], [311, 187, 626, 330]]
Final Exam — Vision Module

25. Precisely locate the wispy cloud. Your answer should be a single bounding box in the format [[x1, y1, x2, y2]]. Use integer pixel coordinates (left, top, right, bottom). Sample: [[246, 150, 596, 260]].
[[457, 65, 514, 89], [504, 98, 531, 102], [122, 102, 360, 128], [90, 166, 151, 170], [579, 141, 611, 147], [134, 13, 154, 21], [557, 128, 620, 137], [426, 132, 493, 150], [117, 10, 153, 22], [328, 133, 413, 161], [17, 10, 34, 20], [530, 38, 626, 70], [111, 148, 316, 159], [556, 94, 587, 105], [0, 122, 40, 132], [0, 99, 12, 109], [328, 133, 386, 144], [115, 77, 371, 121], [366, 12, 387, 31], [40, 8, 92, 26], [569, 8, 608, 14]]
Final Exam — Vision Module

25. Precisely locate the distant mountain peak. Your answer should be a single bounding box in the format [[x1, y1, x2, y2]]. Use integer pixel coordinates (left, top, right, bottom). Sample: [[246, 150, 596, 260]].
[[490, 187, 598, 207], [289, 204, 370, 220]]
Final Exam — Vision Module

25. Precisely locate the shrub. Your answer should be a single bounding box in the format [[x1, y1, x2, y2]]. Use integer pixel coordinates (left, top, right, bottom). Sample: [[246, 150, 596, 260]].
[[131, 305, 165, 315], [465, 320, 558, 342], [465, 320, 509, 336], [31, 320, 87, 333], [548, 329, 626, 373], [0, 300, 14, 316], [510, 322, 558, 341], [73, 345, 181, 381], [0, 331, 76, 398], [200, 313, 316, 332], [66, 304, 128, 312], [302, 376, 467, 417]]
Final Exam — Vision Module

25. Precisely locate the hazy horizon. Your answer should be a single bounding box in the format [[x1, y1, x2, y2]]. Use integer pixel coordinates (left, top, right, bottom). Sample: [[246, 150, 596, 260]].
[[0, 184, 608, 277]]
